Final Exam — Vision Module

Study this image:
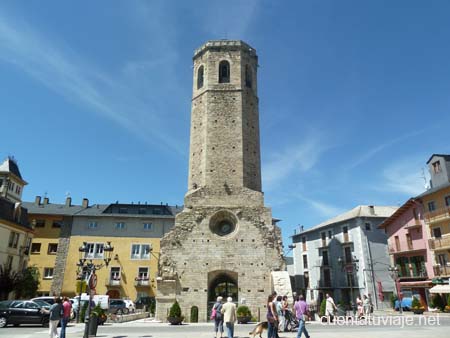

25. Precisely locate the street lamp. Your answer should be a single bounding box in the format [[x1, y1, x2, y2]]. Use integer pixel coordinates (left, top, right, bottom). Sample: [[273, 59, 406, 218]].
[[77, 241, 114, 338], [388, 266, 402, 314], [337, 255, 359, 316]]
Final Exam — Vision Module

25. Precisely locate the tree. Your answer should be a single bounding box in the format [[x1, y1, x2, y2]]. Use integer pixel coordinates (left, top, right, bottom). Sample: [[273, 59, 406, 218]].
[[0, 264, 21, 300], [15, 266, 40, 299]]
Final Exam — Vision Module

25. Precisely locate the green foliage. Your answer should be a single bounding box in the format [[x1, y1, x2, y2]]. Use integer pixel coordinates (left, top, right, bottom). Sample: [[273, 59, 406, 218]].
[[169, 300, 182, 318], [80, 301, 89, 321], [190, 306, 198, 323], [91, 304, 105, 317], [319, 299, 326, 317], [0, 264, 21, 300], [411, 297, 421, 309], [447, 294, 450, 307], [430, 294, 445, 311], [15, 266, 40, 299], [149, 299, 156, 315], [237, 305, 252, 317], [390, 294, 398, 309]]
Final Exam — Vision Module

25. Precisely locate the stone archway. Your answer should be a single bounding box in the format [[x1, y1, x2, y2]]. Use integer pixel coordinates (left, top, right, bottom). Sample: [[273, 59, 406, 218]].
[[207, 271, 238, 318]]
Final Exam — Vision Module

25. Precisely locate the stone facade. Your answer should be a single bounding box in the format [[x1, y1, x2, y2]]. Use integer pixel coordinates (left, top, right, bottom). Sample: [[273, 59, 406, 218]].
[[156, 40, 284, 322]]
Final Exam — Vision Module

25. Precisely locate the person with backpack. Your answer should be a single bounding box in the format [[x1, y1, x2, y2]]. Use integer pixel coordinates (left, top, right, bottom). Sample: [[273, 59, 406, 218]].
[[211, 296, 224, 338]]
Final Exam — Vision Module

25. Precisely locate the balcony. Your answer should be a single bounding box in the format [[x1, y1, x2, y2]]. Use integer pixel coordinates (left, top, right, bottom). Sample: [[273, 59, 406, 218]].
[[424, 206, 450, 224], [134, 278, 150, 286], [397, 264, 428, 279], [318, 280, 332, 288], [105, 278, 121, 286], [404, 219, 422, 230], [433, 264, 450, 277], [429, 236, 450, 250], [388, 243, 426, 254]]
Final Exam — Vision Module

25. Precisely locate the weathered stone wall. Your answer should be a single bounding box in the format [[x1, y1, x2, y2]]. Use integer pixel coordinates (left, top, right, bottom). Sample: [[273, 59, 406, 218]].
[[156, 40, 284, 322], [51, 216, 72, 295]]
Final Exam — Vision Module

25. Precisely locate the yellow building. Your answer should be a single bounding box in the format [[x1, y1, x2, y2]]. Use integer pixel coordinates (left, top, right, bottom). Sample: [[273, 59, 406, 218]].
[[25, 197, 178, 301], [417, 154, 450, 282]]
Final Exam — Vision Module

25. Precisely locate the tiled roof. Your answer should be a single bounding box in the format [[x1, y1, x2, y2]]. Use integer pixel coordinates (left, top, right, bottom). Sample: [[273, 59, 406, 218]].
[[293, 205, 398, 237], [415, 181, 450, 199], [22, 202, 85, 216]]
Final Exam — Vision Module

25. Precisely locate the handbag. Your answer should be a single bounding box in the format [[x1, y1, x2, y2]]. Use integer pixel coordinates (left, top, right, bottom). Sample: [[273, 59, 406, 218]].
[[267, 313, 275, 323], [210, 307, 217, 320]]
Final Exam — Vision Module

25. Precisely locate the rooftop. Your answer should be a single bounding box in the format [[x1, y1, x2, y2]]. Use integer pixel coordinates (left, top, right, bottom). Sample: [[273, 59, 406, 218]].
[[0, 157, 26, 182], [426, 154, 450, 164], [0, 197, 31, 230], [193, 40, 256, 59], [293, 205, 398, 237]]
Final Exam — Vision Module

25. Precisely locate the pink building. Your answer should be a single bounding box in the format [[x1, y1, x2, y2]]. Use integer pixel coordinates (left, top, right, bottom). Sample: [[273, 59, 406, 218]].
[[379, 198, 434, 308]]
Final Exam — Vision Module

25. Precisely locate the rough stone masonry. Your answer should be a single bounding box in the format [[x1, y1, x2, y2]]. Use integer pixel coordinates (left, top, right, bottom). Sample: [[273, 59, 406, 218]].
[[156, 40, 285, 322]]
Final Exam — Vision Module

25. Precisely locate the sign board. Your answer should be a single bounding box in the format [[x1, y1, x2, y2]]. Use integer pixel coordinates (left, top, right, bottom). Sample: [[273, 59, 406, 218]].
[[89, 273, 98, 289]]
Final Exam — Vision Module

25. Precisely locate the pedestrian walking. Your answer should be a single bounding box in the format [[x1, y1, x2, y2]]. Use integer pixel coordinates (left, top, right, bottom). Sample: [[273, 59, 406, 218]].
[[271, 291, 280, 338], [294, 295, 310, 338], [276, 296, 284, 333], [363, 295, 371, 319], [281, 296, 289, 331], [212, 296, 224, 338], [48, 297, 63, 338], [60, 296, 72, 338], [325, 293, 337, 322], [221, 297, 236, 338], [267, 294, 278, 338], [356, 296, 363, 319]]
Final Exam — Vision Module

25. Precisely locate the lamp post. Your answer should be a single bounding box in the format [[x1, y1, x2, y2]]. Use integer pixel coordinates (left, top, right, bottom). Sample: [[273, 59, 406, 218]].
[[388, 266, 402, 314], [77, 241, 114, 338], [338, 255, 359, 317]]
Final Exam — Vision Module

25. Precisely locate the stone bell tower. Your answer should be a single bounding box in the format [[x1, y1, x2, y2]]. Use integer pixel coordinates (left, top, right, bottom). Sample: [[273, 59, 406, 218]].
[[156, 40, 284, 322]]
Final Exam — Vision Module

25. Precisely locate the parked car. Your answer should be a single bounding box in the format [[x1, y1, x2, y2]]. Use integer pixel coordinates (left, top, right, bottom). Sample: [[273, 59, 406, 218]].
[[108, 299, 128, 315], [0, 300, 49, 328], [32, 297, 75, 320], [135, 296, 155, 312], [123, 300, 135, 313]]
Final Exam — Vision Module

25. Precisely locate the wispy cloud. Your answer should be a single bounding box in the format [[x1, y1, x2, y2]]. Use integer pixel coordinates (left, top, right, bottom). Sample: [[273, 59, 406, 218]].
[[348, 129, 429, 170], [374, 157, 429, 196], [262, 131, 331, 190], [295, 193, 344, 218], [0, 7, 184, 154]]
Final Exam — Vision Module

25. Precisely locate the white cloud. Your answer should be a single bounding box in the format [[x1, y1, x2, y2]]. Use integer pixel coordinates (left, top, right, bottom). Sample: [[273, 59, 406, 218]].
[[262, 131, 330, 190], [348, 129, 429, 170], [0, 7, 184, 154], [375, 157, 429, 196], [294, 193, 344, 219]]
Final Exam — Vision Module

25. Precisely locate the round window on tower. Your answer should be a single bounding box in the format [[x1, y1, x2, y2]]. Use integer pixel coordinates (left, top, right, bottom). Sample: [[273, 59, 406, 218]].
[[209, 210, 238, 238]]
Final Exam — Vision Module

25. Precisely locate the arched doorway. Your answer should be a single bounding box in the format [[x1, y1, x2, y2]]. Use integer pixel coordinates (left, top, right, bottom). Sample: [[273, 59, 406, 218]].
[[207, 271, 238, 319], [106, 289, 120, 299]]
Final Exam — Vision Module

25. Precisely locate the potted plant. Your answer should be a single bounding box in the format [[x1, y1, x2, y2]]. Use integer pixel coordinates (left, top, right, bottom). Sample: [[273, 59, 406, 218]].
[[236, 305, 252, 324], [411, 297, 425, 314], [319, 299, 327, 322], [167, 300, 184, 325]]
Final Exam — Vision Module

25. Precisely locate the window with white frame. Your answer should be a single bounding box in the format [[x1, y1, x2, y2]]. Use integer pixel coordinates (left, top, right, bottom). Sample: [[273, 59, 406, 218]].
[[143, 223, 153, 231], [138, 267, 149, 280], [110, 267, 121, 280], [44, 268, 54, 279], [85, 243, 104, 259], [131, 244, 151, 259], [116, 222, 125, 230], [8, 232, 19, 248]]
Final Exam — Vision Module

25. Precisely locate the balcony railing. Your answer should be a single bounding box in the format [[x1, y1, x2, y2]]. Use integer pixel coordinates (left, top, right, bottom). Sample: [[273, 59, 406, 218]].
[[424, 206, 450, 223], [429, 236, 450, 250], [319, 280, 332, 288], [433, 264, 450, 277], [134, 278, 150, 286], [397, 264, 428, 279], [105, 278, 121, 286]]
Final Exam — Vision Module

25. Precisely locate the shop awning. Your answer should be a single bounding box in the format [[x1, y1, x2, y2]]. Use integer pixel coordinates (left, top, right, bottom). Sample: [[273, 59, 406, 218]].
[[429, 284, 450, 294], [400, 280, 433, 287]]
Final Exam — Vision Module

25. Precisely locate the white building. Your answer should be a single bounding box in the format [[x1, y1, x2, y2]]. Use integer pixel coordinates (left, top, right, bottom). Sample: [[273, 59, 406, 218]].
[[291, 205, 397, 309]]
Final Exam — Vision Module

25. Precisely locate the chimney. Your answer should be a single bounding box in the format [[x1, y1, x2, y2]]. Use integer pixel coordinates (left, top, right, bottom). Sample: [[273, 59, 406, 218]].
[[368, 205, 375, 215], [82, 198, 89, 208], [43, 197, 49, 205], [65, 197, 72, 207], [35, 196, 41, 205]]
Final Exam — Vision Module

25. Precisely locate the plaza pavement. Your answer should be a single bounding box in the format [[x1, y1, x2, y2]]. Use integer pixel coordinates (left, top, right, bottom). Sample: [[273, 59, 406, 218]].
[[1, 315, 449, 338]]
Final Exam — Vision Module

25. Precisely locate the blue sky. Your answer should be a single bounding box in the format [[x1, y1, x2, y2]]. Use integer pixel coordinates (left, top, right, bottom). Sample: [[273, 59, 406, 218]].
[[1, 1, 449, 250]]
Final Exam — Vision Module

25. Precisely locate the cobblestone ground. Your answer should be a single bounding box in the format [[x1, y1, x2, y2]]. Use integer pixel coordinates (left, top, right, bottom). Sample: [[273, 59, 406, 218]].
[[1, 315, 449, 338]]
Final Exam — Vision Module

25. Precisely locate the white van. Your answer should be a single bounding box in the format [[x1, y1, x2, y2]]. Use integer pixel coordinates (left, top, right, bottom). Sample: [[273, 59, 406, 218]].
[[73, 294, 109, 310]]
